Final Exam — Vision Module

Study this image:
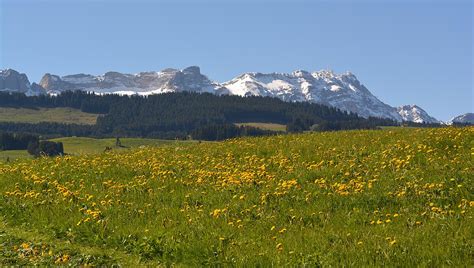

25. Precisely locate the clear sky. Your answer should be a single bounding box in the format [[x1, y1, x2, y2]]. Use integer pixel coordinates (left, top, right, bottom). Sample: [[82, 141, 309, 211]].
[[1, 0, 472, 121]]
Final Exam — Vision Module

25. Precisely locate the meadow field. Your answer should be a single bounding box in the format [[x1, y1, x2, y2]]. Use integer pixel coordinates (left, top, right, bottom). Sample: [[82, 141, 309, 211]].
[[0, 107, 99, 125], [0, 127, 472, 266], [234, 122, 287, 132], [0, 137, 193, 162]]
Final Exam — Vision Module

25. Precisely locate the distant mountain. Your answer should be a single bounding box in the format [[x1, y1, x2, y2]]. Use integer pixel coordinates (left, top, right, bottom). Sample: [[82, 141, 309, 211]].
[[0, 69, 45, 96], [2, 67, 440, 123], [449, 113, 474, 125], [39, 66, 226, 96], [222, 70, 404, 121], [397, 105, 440, 124]]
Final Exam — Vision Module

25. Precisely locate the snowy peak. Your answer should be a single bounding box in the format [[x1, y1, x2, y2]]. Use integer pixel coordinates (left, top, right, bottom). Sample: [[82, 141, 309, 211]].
[[223, 69, 402, 121], [39, 66, 222, 95], [1, 67, 441, 123], [397, 105, 440, 124], [0, 69, 45, 96], [449, 113, 474, 125]]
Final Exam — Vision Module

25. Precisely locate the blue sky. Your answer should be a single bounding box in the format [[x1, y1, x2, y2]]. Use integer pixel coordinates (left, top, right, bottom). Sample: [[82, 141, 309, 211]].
[[1, 0, 472, 121]]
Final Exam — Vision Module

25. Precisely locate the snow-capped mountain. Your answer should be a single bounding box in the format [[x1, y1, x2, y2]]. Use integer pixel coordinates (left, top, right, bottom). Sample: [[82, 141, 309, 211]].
[[2, 67, 440, 123], [222, 70, 403, 121], [449, 113, 474, 125], [39, 66, 225, 95], [397, 105, 440, 124], [0, 69, 45, 96]]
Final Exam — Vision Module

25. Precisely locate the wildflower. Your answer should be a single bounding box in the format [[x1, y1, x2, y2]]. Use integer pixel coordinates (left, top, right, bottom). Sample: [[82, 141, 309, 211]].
[[276, 243, 283, 251]]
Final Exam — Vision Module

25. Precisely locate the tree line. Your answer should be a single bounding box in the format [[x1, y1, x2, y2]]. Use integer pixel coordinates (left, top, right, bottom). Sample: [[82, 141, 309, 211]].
[[0, 132, 38, 150], [0, 131, 63, 156], [0, 91, 399, 140]]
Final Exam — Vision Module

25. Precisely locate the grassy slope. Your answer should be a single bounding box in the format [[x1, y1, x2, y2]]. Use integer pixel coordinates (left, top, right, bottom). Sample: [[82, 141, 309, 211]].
[[0, 127, 473, 266], [50, 137, 195, 155], [0, 137, 195, 162], [0, 150, 31, 162], [234, 122, 287, 132], [0, 107, 99, 125]]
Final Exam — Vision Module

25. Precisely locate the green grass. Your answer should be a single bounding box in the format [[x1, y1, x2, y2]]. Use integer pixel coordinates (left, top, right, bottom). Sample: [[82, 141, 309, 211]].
[[0, 107, 99, 125], [0, 127, 473, 266], [0, 150, 31, 162], [235, 122, 287, 132], [0, 137, 196, 162], [50, 137, 196, 155]]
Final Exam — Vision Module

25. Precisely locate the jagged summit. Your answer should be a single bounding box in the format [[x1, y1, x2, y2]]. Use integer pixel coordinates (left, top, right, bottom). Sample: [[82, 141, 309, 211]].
[[222, 69, 401, 120], [1, 69, 45, 96], [38, 66, 222, 96], [397, 105, 440, 124], [1, 67, 440, 123]]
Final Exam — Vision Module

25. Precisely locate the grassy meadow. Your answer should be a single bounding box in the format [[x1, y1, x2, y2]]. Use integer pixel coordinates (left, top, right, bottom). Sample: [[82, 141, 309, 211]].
[[0, 150, 31, 162], [0, 137, 193, 162], [0, 127, 473, 266], [50, 137, 196, 155], [0, 107, 99, 125], [234, 122, 287, 132]]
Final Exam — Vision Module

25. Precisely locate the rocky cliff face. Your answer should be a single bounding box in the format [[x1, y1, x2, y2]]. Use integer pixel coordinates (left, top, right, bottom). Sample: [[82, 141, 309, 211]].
[[39, 66, 224, 95], [0, 69, 45, 96]]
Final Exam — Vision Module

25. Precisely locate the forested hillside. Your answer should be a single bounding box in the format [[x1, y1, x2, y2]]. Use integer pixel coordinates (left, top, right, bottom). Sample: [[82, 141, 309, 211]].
[[0, 92, 397, 140]]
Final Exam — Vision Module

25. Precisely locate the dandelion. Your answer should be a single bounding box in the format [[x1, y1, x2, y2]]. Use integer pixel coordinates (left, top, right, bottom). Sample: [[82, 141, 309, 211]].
[[276, 243, 283, 251], [20, 242, 30, 250]]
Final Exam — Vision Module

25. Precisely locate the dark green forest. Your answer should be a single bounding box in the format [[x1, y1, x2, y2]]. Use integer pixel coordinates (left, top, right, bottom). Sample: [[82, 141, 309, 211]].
[[0, 91, 398, 140]]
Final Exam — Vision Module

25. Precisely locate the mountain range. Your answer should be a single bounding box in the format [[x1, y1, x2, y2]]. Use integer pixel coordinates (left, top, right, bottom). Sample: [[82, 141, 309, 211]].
[[1, 66, 466, 124]]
